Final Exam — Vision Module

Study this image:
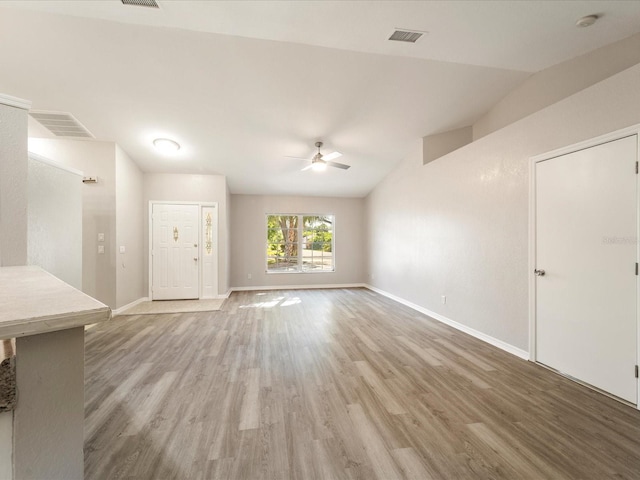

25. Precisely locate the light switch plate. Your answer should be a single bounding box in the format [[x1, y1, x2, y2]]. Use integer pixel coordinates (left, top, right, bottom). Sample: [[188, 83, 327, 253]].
[[98, 233, 105, 242], [98, 245, 105, 254]]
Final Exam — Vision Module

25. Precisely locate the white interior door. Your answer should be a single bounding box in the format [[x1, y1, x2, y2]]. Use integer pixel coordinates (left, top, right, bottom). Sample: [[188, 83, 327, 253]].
[[152, 203, 199, 300], [535, 135, 638, 404]]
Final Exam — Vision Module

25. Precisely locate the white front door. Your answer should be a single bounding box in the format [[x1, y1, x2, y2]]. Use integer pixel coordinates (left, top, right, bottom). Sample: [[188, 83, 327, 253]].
[[152, 203, 200, 300], [535, 135, 638, 404]]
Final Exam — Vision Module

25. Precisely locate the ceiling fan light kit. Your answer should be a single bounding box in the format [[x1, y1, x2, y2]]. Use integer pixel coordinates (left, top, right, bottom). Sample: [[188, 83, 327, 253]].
[[302, 141, 351, 172], [312, 159, 327, 172]]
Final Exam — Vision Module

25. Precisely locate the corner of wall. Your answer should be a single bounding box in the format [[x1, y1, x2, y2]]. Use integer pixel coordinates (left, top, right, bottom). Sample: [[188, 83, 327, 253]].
[[114, 145, 144, 309], [423, 126, 473, 165]]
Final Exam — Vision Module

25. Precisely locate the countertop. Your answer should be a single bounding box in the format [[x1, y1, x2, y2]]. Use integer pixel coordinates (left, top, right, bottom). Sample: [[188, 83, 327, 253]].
[[0, 266, 111, 340]]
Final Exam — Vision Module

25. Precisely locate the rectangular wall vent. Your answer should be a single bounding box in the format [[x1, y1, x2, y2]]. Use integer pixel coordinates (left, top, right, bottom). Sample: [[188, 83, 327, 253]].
[[29, 111, 94, 139], [121, 0, 159, 8], [389, 30, 424, 43]]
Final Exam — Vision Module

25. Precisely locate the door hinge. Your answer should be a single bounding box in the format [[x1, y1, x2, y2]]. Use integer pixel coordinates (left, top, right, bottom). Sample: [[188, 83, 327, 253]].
[[635, 162, 638, 174], [636, 263, 638, 276], [636, 365, 638, 378]]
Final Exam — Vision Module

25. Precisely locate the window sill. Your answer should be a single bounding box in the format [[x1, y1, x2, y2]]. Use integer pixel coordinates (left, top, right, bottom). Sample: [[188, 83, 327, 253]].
[[265, 270, 335, 275]]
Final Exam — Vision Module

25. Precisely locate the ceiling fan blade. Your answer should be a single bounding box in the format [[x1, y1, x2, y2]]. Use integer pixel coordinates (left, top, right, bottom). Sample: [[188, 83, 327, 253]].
[[301, 164, 314, 171], [323, 151, 342, 161], [327, 161, 350, 170], [285, 155, 308, 160]]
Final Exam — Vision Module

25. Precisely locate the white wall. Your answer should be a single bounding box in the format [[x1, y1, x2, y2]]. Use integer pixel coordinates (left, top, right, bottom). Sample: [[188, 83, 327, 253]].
[[143, 173, 229, 295], [366, 62, 640, 352], [28, 138, 117, 307], [0, 96, 29, 480], [115, 146, 144, 308], [27, 155, 83, 290], [230, 194, 366, 289], [0, 101, 28, 267]]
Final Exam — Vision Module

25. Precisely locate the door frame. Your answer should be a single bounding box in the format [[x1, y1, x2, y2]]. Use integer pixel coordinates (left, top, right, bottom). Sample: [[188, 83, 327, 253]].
[[148, 201, 218, 300], [528, 124, 640, 408]]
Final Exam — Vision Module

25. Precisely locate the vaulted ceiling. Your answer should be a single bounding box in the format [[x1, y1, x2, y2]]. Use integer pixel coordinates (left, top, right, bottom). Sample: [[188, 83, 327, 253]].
[[1, 1, 640, 196]]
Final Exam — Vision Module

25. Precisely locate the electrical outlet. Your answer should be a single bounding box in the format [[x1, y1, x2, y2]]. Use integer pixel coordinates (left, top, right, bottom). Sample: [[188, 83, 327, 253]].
[[441, 295, 447, 304], [98, 233, 105, 242], [98, 245, 105, 254], [248, 273, 252, 279], [119, 246, 126, 254]]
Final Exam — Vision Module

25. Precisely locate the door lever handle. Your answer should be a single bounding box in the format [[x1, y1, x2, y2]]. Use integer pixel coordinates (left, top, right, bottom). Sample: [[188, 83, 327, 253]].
[[534, 269, 545, 276]]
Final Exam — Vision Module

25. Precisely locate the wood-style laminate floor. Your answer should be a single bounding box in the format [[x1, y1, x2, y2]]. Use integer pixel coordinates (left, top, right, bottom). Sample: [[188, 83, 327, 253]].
[[85, 288, 640, 479]]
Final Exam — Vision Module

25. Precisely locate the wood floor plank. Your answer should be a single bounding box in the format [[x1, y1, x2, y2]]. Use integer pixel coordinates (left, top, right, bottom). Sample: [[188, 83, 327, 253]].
[[84, 288, 640, 479], [354, 360, 407, 415], [392, 447, 434, 480], [239, 368, 261, 430], [347, 403, 404, 480]]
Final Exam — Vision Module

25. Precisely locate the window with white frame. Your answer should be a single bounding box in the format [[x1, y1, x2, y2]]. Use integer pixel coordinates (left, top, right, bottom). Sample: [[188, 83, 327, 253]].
[[266, 214, 334, 273]]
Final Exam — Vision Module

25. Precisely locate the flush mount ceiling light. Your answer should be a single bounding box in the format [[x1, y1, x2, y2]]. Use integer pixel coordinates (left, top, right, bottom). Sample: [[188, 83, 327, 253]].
[[576, 15, 598, 27], [153, 138, 180, 154]]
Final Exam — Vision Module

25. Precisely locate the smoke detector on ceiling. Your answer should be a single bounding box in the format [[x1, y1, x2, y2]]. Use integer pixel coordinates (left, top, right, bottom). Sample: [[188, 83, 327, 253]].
[[29, 111, 94, 139], [388, 29, 427, 43], [121, 0, 160, 8]]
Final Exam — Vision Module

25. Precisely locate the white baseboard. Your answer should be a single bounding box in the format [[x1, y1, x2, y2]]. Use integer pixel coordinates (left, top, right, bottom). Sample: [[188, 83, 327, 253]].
[[230, 283, 366, 292], [201, 292, 232, 300], [364, 284, 529, 360], [113, 297, 149, 316]]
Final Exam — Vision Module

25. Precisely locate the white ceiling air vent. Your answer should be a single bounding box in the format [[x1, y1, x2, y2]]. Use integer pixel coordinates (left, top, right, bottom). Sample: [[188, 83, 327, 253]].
[[29, 111, 94, 139], [388, 30, 425, 43], [121, 0, 160, 8]]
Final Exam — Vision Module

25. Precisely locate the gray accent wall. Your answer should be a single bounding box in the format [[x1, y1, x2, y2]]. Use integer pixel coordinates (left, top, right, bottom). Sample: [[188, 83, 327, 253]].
[[28, 139, 117, 307], [27, 155, 83, 290], [0, 103, 28, 267], [230, 194, 366, 289], [0, 97, 29, 480], [143, 173, 230, 296], [115, 145, 144, 308]]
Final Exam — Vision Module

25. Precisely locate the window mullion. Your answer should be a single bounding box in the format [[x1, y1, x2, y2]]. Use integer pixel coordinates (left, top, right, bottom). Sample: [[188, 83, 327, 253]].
[[297, 215, 303, 272]]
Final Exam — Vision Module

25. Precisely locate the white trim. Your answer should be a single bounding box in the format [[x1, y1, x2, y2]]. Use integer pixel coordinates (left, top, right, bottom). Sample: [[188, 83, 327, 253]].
[[231, 283, 365, 292], [531, 124, 640, 162], [0, 93, 31, 110], [28, 152, 84, 177], [365, 284, 529, 360], [265, 213, 336, 274], [528, 147, 537, 362], [530, 123, 640, 409], [113, 297, 149, 316]]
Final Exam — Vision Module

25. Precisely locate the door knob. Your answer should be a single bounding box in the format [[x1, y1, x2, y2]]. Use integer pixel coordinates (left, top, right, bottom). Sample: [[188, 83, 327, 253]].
[[194, 257, 198, 262], [534, 269, 545, 276]]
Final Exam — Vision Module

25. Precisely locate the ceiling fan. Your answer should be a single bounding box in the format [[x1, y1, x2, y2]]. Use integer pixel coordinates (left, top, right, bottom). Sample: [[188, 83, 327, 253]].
[[301, 142, 351, 172]]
